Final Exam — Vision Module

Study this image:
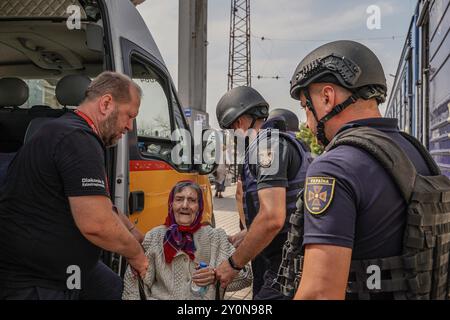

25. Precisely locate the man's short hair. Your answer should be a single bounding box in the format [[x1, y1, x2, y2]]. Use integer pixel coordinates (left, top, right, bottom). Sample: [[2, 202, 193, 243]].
[[84, 71, 142, 103]]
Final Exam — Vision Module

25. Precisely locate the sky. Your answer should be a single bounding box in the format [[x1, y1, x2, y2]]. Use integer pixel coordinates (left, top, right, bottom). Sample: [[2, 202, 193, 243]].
[[137, 0, 418, 129]]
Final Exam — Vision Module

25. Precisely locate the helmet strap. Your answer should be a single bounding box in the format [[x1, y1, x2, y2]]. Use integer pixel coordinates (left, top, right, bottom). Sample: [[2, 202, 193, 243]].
[[249, 116, 257, 129], [304, 88, 328, 145], [305, 88, 359, 146], [249, 115, 268, 130]]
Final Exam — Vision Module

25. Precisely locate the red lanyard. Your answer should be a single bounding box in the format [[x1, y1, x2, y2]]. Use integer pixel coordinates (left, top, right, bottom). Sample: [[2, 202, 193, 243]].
[[74, 109, 99, 136], [74, 109, 110, 194]]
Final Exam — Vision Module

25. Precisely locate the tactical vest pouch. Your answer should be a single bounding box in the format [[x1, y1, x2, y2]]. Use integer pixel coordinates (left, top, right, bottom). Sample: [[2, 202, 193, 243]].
[[273, 190, 305, 298]]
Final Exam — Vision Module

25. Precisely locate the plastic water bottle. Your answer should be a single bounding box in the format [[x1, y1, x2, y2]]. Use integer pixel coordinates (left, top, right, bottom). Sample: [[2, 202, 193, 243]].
[[191, 261, 209, 297]]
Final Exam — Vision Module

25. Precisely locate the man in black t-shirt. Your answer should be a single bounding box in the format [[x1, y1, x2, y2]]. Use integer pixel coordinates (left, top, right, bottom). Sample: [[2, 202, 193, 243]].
[[0, 72, 148, 300]]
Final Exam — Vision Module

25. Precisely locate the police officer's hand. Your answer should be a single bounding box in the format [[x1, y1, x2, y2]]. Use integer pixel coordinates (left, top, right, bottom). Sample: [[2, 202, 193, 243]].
[[128, 250, 149, 278], [215, 260, 239, 288], [228, 230, 247, 248], [192, 266, 216, 287]]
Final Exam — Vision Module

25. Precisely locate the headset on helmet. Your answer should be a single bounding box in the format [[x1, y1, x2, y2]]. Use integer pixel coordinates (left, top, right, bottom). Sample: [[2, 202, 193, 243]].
[[216, 86, 269, 129]]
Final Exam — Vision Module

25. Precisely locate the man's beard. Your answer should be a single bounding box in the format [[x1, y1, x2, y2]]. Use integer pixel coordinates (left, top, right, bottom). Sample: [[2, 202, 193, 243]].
[[99, 107, 120, 147]]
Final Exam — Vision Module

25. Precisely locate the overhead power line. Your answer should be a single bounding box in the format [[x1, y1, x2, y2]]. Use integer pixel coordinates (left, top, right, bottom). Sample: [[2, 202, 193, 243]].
[[252, 75, 284, 80], [253, 34, 407, 43]]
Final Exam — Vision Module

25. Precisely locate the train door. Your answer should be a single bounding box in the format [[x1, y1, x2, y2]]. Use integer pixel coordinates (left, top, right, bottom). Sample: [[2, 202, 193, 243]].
[[419, 3, 430, 148]]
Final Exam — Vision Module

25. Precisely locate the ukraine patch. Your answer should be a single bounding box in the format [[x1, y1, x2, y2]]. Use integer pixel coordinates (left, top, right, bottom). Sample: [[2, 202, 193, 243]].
[[304, 177, 336, 215], [258, 147, 273, 168]]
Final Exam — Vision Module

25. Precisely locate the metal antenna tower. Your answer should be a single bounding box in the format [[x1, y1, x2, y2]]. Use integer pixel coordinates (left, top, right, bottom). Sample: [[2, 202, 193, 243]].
[[227, 0, 251, 90]]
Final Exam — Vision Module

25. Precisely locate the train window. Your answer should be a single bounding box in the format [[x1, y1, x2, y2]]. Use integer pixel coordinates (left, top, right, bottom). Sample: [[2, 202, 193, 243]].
[[395, 96, 400, 123], [403, 74, 408, 131], [421, 16, 430, 149], [406, 58, 413, 134], [399, 79, 404, 130]]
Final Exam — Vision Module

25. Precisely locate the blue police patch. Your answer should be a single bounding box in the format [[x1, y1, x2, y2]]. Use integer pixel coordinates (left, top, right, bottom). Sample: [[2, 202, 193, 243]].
[[304, 177, 336, 215]]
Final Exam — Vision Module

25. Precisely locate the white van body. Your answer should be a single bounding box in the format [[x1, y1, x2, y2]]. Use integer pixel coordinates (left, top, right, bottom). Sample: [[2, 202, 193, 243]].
[[0, 0, 214, 275]]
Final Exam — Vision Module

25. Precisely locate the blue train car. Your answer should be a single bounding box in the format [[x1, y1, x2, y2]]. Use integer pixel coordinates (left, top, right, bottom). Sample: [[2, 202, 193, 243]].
[[385, 0, 450, 176]]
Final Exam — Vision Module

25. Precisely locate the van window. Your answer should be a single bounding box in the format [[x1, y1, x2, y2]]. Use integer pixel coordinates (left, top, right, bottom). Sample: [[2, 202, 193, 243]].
[[131, 56, 175, 163], [25, 79, 62, 109], [132, 57, 172, 139], [130, 55, 192, 170]]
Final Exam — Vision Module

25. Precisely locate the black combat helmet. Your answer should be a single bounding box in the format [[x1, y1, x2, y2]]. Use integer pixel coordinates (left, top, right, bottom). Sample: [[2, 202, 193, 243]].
[[216, 86, 269, 129], [289, 40, 387, 145], [267, 108, 299, 132], [290, 40, 387, 103]]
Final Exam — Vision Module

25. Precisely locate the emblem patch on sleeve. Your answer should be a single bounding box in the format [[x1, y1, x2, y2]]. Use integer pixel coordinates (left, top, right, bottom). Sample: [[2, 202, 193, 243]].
[[304, 177, 336, 215], [258, 148, 273, 168]]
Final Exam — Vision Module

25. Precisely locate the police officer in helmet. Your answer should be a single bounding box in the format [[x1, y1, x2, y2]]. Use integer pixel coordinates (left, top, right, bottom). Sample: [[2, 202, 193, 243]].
[[287, 40, 437, 299], [267, 108, 300, 133], [215, 86, 311, 299]]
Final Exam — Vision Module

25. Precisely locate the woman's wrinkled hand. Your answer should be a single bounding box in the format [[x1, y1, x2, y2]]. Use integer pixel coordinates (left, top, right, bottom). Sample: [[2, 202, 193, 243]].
[[228, 230, 247, 248], [192, 266, 216, 287]]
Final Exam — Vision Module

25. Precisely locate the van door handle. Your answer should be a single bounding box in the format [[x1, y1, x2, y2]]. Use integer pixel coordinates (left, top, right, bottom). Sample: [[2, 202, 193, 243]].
[[129, 191, 145, 214]]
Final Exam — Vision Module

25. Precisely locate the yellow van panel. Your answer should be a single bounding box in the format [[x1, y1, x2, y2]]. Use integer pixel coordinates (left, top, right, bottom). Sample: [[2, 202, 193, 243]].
[[128, 160, 213, 234]]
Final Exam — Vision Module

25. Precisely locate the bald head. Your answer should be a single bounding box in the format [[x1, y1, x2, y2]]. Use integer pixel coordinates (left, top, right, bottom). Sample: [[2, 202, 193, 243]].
[[84, 71, 142, 104], [78, 71, 142, 147]]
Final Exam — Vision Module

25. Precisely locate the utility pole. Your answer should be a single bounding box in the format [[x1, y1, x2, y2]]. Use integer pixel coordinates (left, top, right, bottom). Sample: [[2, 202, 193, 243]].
[[228, 0, 251, 181], [178, 0, 209, 129], [228, 0, 251, 90]]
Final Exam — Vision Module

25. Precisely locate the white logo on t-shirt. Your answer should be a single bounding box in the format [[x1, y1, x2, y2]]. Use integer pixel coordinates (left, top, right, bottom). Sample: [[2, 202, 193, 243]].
[[81, 178, 105, 189]]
